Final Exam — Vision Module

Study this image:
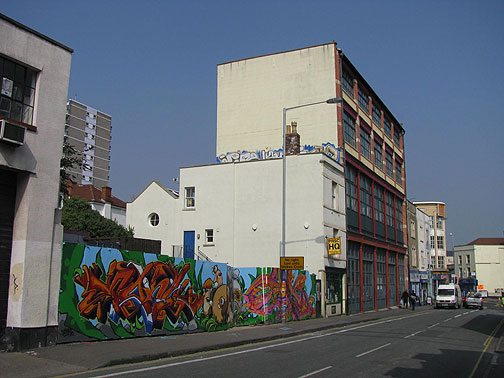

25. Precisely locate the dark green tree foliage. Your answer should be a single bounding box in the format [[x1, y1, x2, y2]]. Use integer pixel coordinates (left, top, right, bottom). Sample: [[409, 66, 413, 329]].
[[60, 141, 84, 196], [62, 196, 134, 238]]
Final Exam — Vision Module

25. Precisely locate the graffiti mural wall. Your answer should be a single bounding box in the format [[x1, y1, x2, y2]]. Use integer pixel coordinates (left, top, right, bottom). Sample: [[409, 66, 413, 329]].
[[58, 244, 316, 342]]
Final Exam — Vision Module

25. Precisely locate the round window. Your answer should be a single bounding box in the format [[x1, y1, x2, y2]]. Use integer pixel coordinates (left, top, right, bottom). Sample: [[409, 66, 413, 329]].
[[149, 213, 160, 226]]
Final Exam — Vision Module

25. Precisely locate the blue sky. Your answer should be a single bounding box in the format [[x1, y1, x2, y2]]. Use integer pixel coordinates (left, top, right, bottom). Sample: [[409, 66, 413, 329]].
[[3, 1, 503, 245]]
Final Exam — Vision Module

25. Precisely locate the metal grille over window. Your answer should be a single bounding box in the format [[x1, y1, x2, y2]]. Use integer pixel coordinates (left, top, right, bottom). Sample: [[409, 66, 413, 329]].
[[0, 56, 37, 126]]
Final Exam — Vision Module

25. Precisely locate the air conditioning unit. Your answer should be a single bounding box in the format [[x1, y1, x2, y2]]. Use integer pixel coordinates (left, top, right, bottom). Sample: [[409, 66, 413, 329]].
[[0, 120, 26, 147]]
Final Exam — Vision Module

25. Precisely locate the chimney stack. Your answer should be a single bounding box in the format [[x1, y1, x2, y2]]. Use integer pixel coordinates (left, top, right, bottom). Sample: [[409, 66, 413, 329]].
[[285, 121, 300, 156], [101, 186, 112, 203]]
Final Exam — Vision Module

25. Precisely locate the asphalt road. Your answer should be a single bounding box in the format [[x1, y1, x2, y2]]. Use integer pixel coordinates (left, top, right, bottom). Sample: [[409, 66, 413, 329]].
[[73, 304, 503, 378]]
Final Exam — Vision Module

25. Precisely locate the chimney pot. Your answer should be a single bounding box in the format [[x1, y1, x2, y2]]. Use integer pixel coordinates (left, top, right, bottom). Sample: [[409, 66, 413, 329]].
[[101, 186, 112, 202]]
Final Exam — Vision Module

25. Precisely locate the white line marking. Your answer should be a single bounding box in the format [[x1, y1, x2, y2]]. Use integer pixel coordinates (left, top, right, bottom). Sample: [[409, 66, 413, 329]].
[[404, 330, 424, 339], [88, 312, 430, 378], [356, 343, 391, 358], [298, 366, 333, 378], [463, 312, 470, 315], [428, 322, 440, 329], [455, 314, 462, 318]]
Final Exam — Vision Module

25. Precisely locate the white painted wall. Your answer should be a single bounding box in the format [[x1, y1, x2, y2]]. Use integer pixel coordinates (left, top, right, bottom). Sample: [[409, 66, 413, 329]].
[[0, 17, 72, 329], [128, 153, 346, 278], [455, 244, 504, 295], [474, 245, 504, 294], [217, 44, 340, 156], [416, 209, 431, 271], [126, 181, 180, 255], [91, 202, 126, 226]]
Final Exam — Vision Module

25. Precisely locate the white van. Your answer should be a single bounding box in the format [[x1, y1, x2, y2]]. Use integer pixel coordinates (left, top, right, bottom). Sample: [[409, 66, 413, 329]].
[[435, 284, 462, 309]]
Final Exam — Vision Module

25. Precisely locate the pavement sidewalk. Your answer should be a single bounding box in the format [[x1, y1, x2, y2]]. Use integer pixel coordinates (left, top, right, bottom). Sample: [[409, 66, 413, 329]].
[[0, 303, 501, 378]]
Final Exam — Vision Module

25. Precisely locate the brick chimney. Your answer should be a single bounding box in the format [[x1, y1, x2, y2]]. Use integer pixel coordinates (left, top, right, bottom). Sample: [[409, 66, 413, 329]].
[[101, 186, 112, 203], [285, 121, 300, 155]]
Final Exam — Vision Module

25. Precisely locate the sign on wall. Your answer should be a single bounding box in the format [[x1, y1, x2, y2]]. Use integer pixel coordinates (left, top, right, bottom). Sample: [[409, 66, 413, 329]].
[[280, 256, 305, 270], [327, 237, 341, 255]]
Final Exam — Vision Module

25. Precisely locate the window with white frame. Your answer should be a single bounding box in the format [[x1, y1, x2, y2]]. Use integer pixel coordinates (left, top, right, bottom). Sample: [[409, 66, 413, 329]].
[[332, 181, 339, 210], [437, 236, 444, 249], [410, 220, 416, 239], [438, 256, 444, 267], [466, 255, 470, 264], [205, 229, 214, 244], [185, 187, 195, 208], [458, 255, 462, 265], [430, 235, 435, 249]]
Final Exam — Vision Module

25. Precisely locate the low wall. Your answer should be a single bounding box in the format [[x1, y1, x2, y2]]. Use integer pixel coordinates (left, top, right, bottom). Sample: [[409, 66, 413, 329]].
[[58, 243, 316, 342]]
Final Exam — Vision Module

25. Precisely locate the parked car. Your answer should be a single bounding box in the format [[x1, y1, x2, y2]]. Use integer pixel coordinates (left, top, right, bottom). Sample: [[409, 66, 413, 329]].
[[478, 290, 488, 298], [464, 292, 484, 310]]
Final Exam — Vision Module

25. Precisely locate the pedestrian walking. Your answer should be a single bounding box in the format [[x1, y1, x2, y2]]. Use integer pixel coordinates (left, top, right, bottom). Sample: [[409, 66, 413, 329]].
[[410, 290, 416, 310], [401, 290, 409, 309]]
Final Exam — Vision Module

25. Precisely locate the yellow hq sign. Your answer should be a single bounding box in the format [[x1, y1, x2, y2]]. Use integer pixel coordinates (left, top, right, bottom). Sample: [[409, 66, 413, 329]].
[[328, 237, 341, 255]]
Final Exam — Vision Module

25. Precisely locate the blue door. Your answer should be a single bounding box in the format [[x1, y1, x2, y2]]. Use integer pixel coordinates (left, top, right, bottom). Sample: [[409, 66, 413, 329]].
[[183, 231, 195, 259]]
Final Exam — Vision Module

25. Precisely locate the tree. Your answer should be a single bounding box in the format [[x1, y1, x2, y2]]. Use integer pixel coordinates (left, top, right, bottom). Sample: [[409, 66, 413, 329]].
[[60, 140, 84, 196], [61, 196, 134, 238]]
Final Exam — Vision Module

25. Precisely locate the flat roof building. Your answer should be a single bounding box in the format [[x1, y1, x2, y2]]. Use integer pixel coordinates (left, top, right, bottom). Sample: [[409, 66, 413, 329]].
[[0, 13, 72, 350], [216, 43, 407, 313], [64, 99, 111, 188]]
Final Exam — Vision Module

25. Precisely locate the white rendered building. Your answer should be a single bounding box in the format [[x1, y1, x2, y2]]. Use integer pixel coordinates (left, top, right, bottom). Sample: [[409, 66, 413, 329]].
[[127, 152, 347, 315], [0, 13, 72, 350], [454, 238, 504, 296]]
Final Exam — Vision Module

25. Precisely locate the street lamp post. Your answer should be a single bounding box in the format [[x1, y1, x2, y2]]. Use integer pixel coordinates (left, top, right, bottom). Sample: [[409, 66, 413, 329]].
[[281, 97, 343, 323]]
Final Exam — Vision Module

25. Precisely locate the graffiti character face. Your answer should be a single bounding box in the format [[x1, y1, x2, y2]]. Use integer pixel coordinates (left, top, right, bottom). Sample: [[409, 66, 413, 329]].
[[212, 285, 228, 323]]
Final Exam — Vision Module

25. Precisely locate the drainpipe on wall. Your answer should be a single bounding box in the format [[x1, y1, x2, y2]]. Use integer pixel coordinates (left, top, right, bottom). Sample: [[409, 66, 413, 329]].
[[319, 270, 326, 317]]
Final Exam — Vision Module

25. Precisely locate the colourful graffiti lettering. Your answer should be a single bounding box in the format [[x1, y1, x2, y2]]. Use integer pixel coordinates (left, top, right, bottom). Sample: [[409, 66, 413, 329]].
[[243, 269, 315, 321], [216, 143, 341, 164], [59, 244, 317, 343], [74, 260, 205, 333]]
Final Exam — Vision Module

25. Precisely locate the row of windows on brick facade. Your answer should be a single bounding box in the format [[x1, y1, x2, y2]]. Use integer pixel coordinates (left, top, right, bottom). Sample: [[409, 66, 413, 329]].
[[0, 55, 37, 126], [342, 69, 402, 148], [344, 111, 403, 186], [345, 165, 404, 244]]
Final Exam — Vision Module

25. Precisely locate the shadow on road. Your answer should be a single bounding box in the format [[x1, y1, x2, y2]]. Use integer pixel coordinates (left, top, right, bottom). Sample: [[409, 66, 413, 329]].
[[384, 348, 493, 378], [460, 313, 503, 337]]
